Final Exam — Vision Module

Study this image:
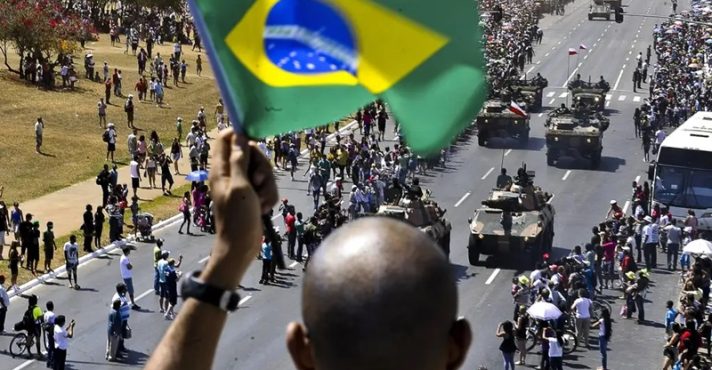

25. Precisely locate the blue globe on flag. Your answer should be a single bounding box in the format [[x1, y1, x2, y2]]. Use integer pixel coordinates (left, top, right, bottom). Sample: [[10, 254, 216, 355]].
[[264, 0, 358, 75]]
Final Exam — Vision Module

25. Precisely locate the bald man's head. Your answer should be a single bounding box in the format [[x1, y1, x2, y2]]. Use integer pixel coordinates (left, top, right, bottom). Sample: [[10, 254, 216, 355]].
[[287, 217, 470, 370]]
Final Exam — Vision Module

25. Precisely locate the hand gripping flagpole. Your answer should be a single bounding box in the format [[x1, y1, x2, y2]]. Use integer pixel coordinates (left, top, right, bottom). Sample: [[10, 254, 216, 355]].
[[187, 0, 278, 250]]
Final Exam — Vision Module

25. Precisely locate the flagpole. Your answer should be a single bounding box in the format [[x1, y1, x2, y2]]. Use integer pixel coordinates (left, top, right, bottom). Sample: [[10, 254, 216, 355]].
[[500, 148, 505, 171], [567, 55, 570, 106]]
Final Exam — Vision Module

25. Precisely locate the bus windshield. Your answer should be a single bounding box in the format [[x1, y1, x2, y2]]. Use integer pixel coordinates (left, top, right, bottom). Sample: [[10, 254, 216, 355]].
[[654, 165, 712, 209]]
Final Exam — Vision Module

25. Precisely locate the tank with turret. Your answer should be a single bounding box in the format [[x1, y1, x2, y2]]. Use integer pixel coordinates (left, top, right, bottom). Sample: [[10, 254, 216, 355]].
[[467, 165, 555, 266], [475, 100, 530, 146], [545, 106, 609, 168], [568, 76, 609, 112], [377, 197, 452, 257]]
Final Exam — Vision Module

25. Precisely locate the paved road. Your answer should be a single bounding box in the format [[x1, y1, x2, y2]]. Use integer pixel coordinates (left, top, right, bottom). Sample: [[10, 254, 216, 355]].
[[0, 0, 683, 369]]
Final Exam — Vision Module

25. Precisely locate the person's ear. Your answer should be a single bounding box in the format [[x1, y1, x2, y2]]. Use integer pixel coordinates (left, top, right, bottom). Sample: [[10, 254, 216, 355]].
[[286, 322, 316, 370], [446, 318, 472, 370]]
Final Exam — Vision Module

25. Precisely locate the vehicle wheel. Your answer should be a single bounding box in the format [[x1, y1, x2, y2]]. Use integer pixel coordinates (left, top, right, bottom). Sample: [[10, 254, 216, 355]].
[[562, 330, 578, 354], [519, 131, 530, 146], [591, 151, 601, 169], [10, 333, 29, 358], [477, 134, 486, 146], [546, 154, 555, 166], [526, 328, 539, 352], [440, 232, 451, 258], [588, 14, 593, 20], [606, 14, 611, 21], [468, 234, 480, 266]]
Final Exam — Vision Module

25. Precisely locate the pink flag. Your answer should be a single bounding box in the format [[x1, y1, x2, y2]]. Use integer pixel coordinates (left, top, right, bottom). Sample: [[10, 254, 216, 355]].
[[509, 101, 527, 117]]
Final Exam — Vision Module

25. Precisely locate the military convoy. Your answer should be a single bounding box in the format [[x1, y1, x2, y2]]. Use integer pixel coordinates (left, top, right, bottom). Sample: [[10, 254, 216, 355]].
[[475, 100, 530, 146], [568, 77, 609, 112], [467, 166, 555, 266], [509, 76, 548, 112], [544, 107, 610, 168], [588, 3, 611, 20], [377, 198, 452, 256]]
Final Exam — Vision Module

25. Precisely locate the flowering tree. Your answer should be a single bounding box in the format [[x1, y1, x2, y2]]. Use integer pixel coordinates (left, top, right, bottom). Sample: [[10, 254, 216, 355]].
[[0, 0, 97, 75]]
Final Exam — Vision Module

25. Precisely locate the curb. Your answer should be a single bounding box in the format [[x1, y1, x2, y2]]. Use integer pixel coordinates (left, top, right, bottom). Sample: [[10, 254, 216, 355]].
[[8, 213, 183, 300]]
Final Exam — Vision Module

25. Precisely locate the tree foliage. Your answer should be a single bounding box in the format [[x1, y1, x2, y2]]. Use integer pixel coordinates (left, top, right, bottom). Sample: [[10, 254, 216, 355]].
[[0, 0, 97, 74]]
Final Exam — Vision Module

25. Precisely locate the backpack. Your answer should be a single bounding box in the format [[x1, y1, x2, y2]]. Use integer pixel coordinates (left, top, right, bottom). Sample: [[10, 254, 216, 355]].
[[102, 130, 110, 143]]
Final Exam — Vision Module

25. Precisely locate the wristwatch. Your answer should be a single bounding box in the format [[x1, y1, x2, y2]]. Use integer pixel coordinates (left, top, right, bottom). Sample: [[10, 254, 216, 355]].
[[181, 270, 241, 312]]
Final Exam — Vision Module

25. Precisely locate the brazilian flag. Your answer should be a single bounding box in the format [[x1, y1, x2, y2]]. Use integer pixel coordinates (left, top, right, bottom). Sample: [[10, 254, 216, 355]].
[[188, 0, 486, 154]]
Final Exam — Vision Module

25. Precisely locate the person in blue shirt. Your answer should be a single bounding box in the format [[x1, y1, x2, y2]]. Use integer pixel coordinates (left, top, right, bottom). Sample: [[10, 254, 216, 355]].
[[259, 238, 272, 285], [665, 300, 679, 336]]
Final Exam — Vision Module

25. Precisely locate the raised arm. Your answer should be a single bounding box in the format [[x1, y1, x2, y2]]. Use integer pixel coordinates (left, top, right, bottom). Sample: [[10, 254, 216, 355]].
[[145, 130, 278, 370]]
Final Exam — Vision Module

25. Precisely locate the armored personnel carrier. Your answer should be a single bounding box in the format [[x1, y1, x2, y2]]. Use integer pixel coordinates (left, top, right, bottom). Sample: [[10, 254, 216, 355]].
[[545, 108, 609, 168], [568, 79, 609, 111], [377, 198, 452, 256], [467, 167, 555, 266], [589, 3, 611, 20], [475, 100, 530, 146], [509, 76, 548, 112]]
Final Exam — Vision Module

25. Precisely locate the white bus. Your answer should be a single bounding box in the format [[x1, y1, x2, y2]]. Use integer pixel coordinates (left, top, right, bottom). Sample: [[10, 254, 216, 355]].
[[648, 112, 712, 226]]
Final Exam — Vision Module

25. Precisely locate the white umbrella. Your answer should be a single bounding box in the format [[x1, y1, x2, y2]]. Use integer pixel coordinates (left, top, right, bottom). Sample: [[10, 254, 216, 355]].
[[683, 239, 712, 255], [527, 301, 562, 321]]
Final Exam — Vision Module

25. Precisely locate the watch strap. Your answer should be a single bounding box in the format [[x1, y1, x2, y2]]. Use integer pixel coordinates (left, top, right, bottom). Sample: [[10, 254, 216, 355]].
[[182, 270, 240, 312]]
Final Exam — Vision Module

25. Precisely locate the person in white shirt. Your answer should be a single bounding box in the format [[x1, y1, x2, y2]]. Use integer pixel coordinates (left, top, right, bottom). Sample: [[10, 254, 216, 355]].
[[53, 315, 76, 370], [0, 275, 9, 333], [63, 235, 80, 289], [44, 301, 57, 366], [120, 246, 141, 310], [129, 157, 140, 198], [35, 117, 44, 154], [106, 123, 117, 162], [642, 216, 660, 269], [570, 289, 592, 349]]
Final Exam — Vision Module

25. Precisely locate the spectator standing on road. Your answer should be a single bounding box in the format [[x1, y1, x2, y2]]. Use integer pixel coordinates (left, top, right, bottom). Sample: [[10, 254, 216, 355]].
[[0, 275, 8, 333], [496, 320, 517, 370], [153, 239, 163, 294], [107, 299, 123, 361], [44, 301, 57, 368], [94, 206, 105, 249], [52, 315, 76, 370], [285, 208, 296, 259], [164, 257, 182, 320], [120, 246, 141, 310], [642, 216, 659, 269], [43, 222, 56, 274], [543, 329, 564, 370], [259, 237, 273, 285], [35, 117, 44, 154], [157, 251, 171, 313], [63, 235, 79, 289], [112, 283, 131, 357], [591, 307, 612, 370], [665, 219, 682, 271], [82, 204, 94, 253], [571, 289, 592, 349], [178, 192, 192, 235], [295, 212, 305, 262]]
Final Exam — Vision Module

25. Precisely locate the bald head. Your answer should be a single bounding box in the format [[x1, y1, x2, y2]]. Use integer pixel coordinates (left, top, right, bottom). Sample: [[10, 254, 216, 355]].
[[290, 217, 466, 370]]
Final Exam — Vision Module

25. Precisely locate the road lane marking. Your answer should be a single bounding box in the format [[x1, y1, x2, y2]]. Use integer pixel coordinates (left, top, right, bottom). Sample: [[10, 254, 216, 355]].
[[537, 61, 541, 65], [613, 67, 625, 91], [547, 194, 556, 204], [605, 94, 612, 100], [12, 360, 35, 370], [545, 52, 550, 57], [561, 68, 579, 87], [546, 92, 555, 98], [538, 113, 544, 117], [558, 92, 568, 98], [481, 167, 495, 180], [199, 255, 210, 264], [485, 268, 501, 285], [549, 98, 556, 105], [239, 295, 252, 306], [562, 170, 572, 181], [527, 66, 535, 74], [633, 96, 641, 102], [455, 192, 471, 208], [289, 261, 298, 268], [271, 214, 281, 221], [505, 149, 512, 156], [618, 95, 627, 101], [577, 62, 582, 67], [584, 55, 589, 60], [623, 200, 631, 214], [135, 289, 155, 302], [606, 101, 611, 107]]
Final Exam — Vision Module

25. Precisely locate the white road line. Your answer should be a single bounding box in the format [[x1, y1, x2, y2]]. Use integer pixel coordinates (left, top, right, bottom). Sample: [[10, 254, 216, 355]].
[[271, 214, 281, 221], [613, 67, 625, 91], [626, 57, 630, 61], [597, 37, 601, 42], [584, 55, 589, 60], [562, 170, 572, 181], [199, 255, 210, 264], [618, 95, 627, 101], [12, 360, 35, 370], [545, 52, 550, 57], [559, 92, 568, 98], [557, 40, 562, 45], [606, 101, 611, 107], [505, 149, 512, 156], [485, 268, 501, 285], [135, 289, 155, 302], [623, 200, 631, 214], [536, 61, 541, 65], [548, 98, 556, 105], [593, 43, 598, 48], [561, 67, 579, 87], [239, 295, 252, 306], [547, 194, 556, 204], [633, 96, 641, 102], [577, 62, 582, 67], [546, 92, 555, 98], [288, 261, 298, 268], [527, 66, 535, 74], [605, 94, 612, 100], [481, 167, 495, 180], [538, 113, 544, 117], [455, 192, 472, 208]]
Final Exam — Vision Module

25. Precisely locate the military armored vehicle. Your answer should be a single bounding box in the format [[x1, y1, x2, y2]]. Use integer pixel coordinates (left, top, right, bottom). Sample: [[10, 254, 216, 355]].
[[568, 79, 608, 112], [377, 198, 452, 256], [509, 76, 548, 112], [544, 109, 610, 168], [588, 3, 611, 20], [467, 167, 555, 266], [475, 100, 530, 146]]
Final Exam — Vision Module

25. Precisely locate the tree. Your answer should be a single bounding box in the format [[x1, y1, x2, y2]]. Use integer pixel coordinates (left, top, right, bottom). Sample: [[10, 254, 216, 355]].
[[0, 0, 96, 75]]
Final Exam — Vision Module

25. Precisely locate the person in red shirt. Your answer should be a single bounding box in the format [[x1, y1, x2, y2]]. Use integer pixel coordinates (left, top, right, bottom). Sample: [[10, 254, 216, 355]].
[[679, 320, 702, 356], [285, 209, 296, 259]]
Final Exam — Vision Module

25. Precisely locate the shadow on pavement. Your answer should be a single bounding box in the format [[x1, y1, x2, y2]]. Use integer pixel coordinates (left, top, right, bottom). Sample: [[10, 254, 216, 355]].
[[450, 263, 476, 283]]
